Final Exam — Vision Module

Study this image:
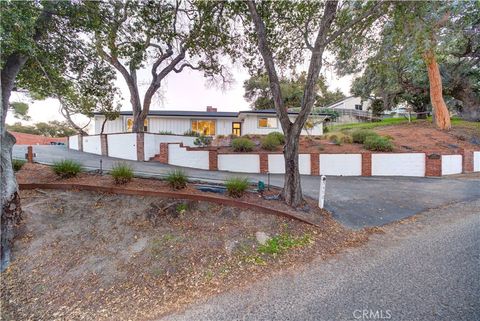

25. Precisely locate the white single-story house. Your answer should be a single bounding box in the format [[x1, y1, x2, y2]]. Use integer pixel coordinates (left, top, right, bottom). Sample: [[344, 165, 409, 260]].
[[325, 96, 372, 111], [93, 106, 329, 136]]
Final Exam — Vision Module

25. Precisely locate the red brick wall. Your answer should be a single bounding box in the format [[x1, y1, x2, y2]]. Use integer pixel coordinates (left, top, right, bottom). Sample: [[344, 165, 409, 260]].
[[100, 134, 108, 156], [461, 149, 474, 173], [158, 143, 169, 164], [136, 133, 144, 161], [425, 153, 442, 177], [209, 149, 218, 170], [259, 153, 269, 173], [310, 153, 319, 175], [361, 152, 372, 176]]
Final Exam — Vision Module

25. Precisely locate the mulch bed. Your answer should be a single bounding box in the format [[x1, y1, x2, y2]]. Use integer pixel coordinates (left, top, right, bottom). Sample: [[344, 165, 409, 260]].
[[1, 164, 381, 321]]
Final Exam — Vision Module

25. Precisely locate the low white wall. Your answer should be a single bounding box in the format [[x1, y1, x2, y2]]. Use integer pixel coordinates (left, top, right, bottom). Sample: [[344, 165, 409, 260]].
[[168, 144, 209, 170], [268, 154, 311, 175], [218, 154, 260, 173], [107, 133, 137, 160], [69, 135, 79, 150], [82, 135, 101, 155], [372, 153, 425, 177], [441, 155, 463, 175], [144, 134, 197, 160], [474, 152, 480, 172], [319, 154, 362, 176]]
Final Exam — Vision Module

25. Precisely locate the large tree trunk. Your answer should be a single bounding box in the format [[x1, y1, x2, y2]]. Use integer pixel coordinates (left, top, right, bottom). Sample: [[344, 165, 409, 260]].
[[424, 50, 451, 130], [451, 84, 480, 121], [282, 129, 303, 207], [1, 54, 27, 271]]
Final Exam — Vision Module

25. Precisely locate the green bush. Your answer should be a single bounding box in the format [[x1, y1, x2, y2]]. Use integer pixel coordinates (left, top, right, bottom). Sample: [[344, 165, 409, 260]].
[[351, 129, 378, 144], [183, 130, 200, 137], [225, 177, 249, 198], [363, 135, 394, 152], [110, 162, 134, 184], [52, 159, 82, 178], [266, 131, 285, 144], [261, 135, 281, 151], [12, 159, 26, 172], [158, 131, 174, 135], [231, 137, 255, 152], [166, 170, 188, 190], [194, 135, 212, 147]]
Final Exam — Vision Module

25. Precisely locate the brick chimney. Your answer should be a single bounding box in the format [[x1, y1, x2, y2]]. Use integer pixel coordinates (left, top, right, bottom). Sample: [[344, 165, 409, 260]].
[[206, 106, 217, 112]]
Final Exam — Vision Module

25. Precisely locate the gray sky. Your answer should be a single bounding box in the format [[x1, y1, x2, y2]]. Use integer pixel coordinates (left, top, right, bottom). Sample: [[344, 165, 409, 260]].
[[6, 62, 353, 134]]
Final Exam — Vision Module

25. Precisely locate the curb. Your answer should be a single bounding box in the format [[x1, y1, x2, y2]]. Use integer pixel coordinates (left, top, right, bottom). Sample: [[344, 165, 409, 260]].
[[18, 183, 321, 227]]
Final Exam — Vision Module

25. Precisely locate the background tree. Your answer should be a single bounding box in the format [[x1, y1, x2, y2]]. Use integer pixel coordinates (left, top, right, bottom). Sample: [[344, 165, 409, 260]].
[[232, 0, 383, 206], [7, 121, 77, 137], [88, 0, 235, 132], [244, 72, 344, 110]]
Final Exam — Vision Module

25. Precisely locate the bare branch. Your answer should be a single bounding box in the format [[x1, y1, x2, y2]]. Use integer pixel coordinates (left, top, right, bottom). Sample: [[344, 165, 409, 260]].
[[173, 63, 201, 73]]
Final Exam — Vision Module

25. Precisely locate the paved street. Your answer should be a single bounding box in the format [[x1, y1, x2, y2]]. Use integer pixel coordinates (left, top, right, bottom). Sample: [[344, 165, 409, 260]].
[[159, 200, 480, 321], [14, 145, 480, 229]]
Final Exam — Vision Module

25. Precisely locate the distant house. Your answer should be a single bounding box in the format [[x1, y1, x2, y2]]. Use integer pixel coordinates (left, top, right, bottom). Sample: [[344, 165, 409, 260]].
[[93, 106, 329, 136], [325, 96, 372, 111]]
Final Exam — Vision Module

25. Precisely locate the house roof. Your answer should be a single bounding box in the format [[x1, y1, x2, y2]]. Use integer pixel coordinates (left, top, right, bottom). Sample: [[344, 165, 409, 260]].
[[94, 109, 330, 118]]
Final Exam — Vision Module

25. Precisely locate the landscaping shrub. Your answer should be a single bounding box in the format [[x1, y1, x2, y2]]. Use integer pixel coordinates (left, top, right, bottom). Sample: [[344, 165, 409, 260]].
[[52, 159, 82, 178], [183, 130, 200, 137], [363, 135, 394, 152], [158, 131, 174, 135], [225, 177, 249, 198], [110, 162, 134, 184], [12, 159, 26, 172], [261, 135, 281, 151], [194, 135, 212, 147], [325, 132, 352, 145], [351, 129, 378, 144], [166, 170, 188, 189], [231, 137, 255, 152], [266, 131, 285, 144]]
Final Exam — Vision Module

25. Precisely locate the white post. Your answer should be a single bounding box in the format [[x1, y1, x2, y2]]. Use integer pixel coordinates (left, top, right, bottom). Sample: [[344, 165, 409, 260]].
[[318, 175, 326, 209]]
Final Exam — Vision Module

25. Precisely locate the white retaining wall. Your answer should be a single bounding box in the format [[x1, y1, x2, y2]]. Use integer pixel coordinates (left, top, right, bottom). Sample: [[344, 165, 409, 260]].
[[320, 154, 362, 176], [268, 154, 311, 175], [144, 134, 197, 160], [69, 135, 79, 150], [441, 155, 463, 175], [82, 135, 101, 155], [107, 133, 137, 160], [474, 152, 480, 172], [168, 144, 209, 170], [372, 153, 425, 177], [218, 154, 260, 173]]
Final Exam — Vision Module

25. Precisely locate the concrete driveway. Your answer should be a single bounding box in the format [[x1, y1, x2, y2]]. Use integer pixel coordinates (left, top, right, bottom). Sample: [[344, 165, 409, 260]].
[[14, 145, 480, 229]]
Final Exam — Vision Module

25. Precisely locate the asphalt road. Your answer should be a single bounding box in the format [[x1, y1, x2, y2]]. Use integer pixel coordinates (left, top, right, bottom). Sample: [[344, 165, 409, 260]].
[[14, 145, 480, 229], [159, 199, 480, 321]]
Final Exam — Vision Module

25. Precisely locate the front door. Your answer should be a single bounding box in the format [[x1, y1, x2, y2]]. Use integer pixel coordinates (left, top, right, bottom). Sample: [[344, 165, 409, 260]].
[[232, 122, 241, 136]]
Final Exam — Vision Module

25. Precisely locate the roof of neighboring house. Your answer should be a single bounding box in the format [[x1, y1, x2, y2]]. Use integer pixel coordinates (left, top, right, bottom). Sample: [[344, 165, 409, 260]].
[[94, 109, 330, 118], [11, 132, 67, 145]]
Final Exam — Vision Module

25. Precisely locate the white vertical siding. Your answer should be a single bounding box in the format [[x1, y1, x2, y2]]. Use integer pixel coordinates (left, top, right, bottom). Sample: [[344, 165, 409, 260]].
[[94, 116, 124, 134], [372, 153, 425, 177], [441, 155, 463, 175], [242, 114, 322, 136]]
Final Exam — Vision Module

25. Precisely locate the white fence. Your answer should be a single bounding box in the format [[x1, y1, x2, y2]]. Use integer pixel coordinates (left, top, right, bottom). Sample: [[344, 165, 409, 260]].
[[82, 135, 101, 155], [268, 154, 311, 175], [168, 143, 209, 170], [372, 153, 425, 177], [144, 133, 196, 160], [474, 152, 480, 172], [107, 133, 137, 160], [218, 154, 260, 173], [69, 135, 79, 150], [320, 154, 362, 176], [441, 155, 463, 175]]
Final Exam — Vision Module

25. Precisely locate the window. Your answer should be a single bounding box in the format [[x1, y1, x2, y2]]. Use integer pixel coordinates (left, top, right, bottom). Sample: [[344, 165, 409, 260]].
[[355, 104, 362, 110], [192, 120, 216, 136], [126, 118, 148, 132], [258, 117, 277, 128]]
